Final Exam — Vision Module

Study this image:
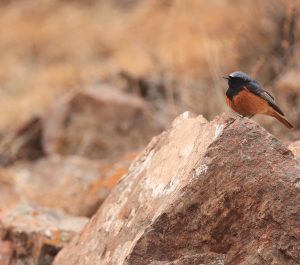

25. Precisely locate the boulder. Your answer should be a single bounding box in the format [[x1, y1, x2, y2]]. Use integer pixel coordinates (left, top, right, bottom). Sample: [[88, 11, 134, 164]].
[[10, 153, 136, 217], [0, 203, 88, 265], [42, 86, 161, 160], [0, 86, 161, 166], [54, 113, 300, 265]]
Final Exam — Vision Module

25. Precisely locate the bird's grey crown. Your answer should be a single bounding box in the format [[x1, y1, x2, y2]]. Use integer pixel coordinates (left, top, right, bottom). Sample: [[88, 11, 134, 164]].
[[228, 71, 252, 81]]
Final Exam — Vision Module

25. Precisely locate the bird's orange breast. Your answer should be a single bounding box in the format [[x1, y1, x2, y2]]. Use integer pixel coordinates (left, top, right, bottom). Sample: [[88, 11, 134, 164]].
[[226, 88, 269, 116]]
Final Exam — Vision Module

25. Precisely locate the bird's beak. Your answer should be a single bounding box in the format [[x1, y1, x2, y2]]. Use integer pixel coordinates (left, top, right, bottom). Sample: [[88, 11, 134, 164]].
[[223, 76, 229, 80]]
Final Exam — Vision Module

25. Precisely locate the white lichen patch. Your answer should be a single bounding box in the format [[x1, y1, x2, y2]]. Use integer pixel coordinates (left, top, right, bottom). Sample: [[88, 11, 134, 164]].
[[294, 180, 300, 189], [141, 142, 196, 201], [138, 191, 146, 204], [105, 186, 133, 232], [195, 164, 208, 176], [179, 144, 194, 159], [214, 124, 224, 140], [106, 150, 156, 228], [143, 170, 183, 200], [163, 174, 181, 195], [126, 150, 155, 180], [102, 203, 124, 233], [112, 219, 124, 236], [189, 164, 209, 183], [172, 111, 193, 128], [144, 177, 166, 198], [215, 259, 226, 265], [101, 180, 135, 234], [182, 111, 191, 119]]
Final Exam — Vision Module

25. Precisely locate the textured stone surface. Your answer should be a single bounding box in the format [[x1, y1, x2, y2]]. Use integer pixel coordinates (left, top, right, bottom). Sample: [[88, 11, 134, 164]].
[[54, 112, 300, 265], [9, 153, 136, 217], [149, 253, 226, 265], [0, 238, 13, 265], [289, 141, 300, 163], [1, 203, 88, 265], [0, 168, 20, 214], [42, 86, 161, 160]]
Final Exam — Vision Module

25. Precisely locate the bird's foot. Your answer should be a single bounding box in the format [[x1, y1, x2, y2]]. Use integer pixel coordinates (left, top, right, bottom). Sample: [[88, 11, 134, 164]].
[[238, 114, 254, 119]]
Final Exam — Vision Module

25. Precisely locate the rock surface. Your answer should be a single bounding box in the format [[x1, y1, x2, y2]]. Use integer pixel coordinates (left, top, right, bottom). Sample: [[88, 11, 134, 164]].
[[42, 86, 161, 160], [0, 203, 88, 265], [54, 113, 300, 265], [0, 168, 20, 214], [9, 154, 135, 217], [4, 153, 137, 216], [289, 141, 300, 163], [0, 237, 13, 265], [149, 253, 226, 265]]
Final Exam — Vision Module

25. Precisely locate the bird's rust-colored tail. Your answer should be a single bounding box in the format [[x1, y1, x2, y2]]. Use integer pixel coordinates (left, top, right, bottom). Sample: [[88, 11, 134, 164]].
[[268, 110, 294, 129]]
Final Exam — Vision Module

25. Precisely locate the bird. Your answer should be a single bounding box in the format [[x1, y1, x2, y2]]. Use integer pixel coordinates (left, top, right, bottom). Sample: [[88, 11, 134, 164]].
[[224, 71, 293, 129]]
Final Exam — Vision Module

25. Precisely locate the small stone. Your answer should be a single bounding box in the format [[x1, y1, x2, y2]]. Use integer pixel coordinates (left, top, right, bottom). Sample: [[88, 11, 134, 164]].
[[1, 203, 88, 265]]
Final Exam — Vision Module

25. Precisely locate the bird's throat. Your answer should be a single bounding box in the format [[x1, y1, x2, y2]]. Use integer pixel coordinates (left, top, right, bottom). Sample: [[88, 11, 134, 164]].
[[226, 85, 244, 100]]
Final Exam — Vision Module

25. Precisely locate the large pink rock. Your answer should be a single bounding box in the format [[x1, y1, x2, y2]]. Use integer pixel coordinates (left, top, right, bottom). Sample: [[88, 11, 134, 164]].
[[54, 113, 300, 265]]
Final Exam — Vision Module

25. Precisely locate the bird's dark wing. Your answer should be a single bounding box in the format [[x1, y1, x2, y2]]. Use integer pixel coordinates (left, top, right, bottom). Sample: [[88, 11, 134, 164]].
[[247, 80, 284, 116]]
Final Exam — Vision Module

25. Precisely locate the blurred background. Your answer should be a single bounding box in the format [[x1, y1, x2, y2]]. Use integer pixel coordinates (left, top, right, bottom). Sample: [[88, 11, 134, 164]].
[[0, 1, 300, 262], [0, 0, 299, 139]]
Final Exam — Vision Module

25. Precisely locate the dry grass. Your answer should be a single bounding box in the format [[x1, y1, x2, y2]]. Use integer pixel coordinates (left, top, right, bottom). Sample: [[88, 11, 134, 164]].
[[0, 0, 299, 140]]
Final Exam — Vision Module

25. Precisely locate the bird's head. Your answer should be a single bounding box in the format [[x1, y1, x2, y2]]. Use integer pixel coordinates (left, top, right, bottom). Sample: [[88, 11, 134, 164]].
[[223, 71, 252, 88]]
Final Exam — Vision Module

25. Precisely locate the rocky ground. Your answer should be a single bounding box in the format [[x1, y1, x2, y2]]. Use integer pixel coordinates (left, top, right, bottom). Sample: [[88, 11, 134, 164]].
[[0, 106, 299, 264], [0, 87, 162, 264]]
